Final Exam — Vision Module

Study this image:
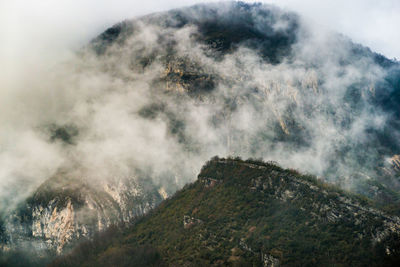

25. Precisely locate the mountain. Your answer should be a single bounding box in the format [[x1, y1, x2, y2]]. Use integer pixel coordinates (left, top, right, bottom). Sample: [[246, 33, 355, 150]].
[[1, 171, 164, 254], [1, 1, 400, 264], [85, 1, 400, 190], [52, 157, 400, 266]]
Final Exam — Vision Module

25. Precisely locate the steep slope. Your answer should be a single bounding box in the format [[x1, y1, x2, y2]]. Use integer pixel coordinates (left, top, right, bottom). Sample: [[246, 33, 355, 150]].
[[1, 171, 164, 254], [85, 1, 400, 193], [53, 158, 400, 266], [2, 1, 400, 260]]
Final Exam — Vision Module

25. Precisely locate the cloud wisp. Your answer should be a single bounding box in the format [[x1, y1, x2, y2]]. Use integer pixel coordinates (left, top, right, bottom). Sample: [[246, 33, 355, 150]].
[[0, 1, 399, 216]]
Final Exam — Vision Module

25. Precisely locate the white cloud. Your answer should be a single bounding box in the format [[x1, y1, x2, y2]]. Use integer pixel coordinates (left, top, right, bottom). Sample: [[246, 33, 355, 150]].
[[0, 0, 218, 83], [1, 0, 398, 79], [263, 0, 400, 60], [0, 0, 398, 213]]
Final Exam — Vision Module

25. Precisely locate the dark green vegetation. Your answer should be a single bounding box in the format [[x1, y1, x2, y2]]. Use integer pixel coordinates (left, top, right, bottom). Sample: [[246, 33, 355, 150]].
[[91, 2, 299, 64], [90, 1, 301, 96], [0, 249, 55, 267], [52, 158, 400, 266], [48, 124, 79, 145], [3, 2, 400, 265], [0, 170, 164, 265]]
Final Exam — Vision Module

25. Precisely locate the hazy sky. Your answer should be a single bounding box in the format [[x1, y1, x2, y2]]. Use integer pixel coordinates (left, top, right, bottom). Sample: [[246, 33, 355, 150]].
[[268, 0, 400, 60], [0, 0, 399, 81]]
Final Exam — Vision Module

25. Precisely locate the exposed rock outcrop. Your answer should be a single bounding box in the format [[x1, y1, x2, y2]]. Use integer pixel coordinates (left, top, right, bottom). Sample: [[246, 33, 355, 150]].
[[390, 155, 400, 173], [183, 215, 203, 229], [52, 158, 400, 266], [208, 158, 400, 244], [2, 174, 164, 253]]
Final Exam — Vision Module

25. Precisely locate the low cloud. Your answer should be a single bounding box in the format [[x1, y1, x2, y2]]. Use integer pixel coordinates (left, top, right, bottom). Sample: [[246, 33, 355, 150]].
[[0, 1, 399, 214]]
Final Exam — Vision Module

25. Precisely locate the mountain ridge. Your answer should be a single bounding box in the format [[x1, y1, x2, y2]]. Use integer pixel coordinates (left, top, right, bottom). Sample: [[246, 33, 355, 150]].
[[2, 2, 400, 265], [52, 157, 400, 266]]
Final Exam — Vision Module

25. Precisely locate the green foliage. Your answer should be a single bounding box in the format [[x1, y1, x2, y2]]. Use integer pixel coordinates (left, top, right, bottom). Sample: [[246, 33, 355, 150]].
[[48, 124, 79, 145], [51, 225, 164, 267], [0, 247, 56, 267], [53, 157, 400, 266]]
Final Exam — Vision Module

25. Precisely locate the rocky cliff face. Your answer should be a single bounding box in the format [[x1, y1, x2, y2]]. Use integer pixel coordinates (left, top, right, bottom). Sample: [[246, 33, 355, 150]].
[[1, 173, 165, 253], [52, 158, 400, 266], [389, 155, 400, 173], [201, 158, 400, 246], [86, 1, 400, 187], [2, 2, 400, 263]]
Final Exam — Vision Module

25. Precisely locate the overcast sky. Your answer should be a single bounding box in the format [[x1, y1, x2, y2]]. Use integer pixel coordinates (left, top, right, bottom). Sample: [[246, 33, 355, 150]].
[[1, 0, 399, 79], [269, 0, 400, 60]]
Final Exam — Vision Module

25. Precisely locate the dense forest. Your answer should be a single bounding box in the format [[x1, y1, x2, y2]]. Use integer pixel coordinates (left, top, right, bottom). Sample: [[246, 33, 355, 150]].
[[51, 157, 400, 266]]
